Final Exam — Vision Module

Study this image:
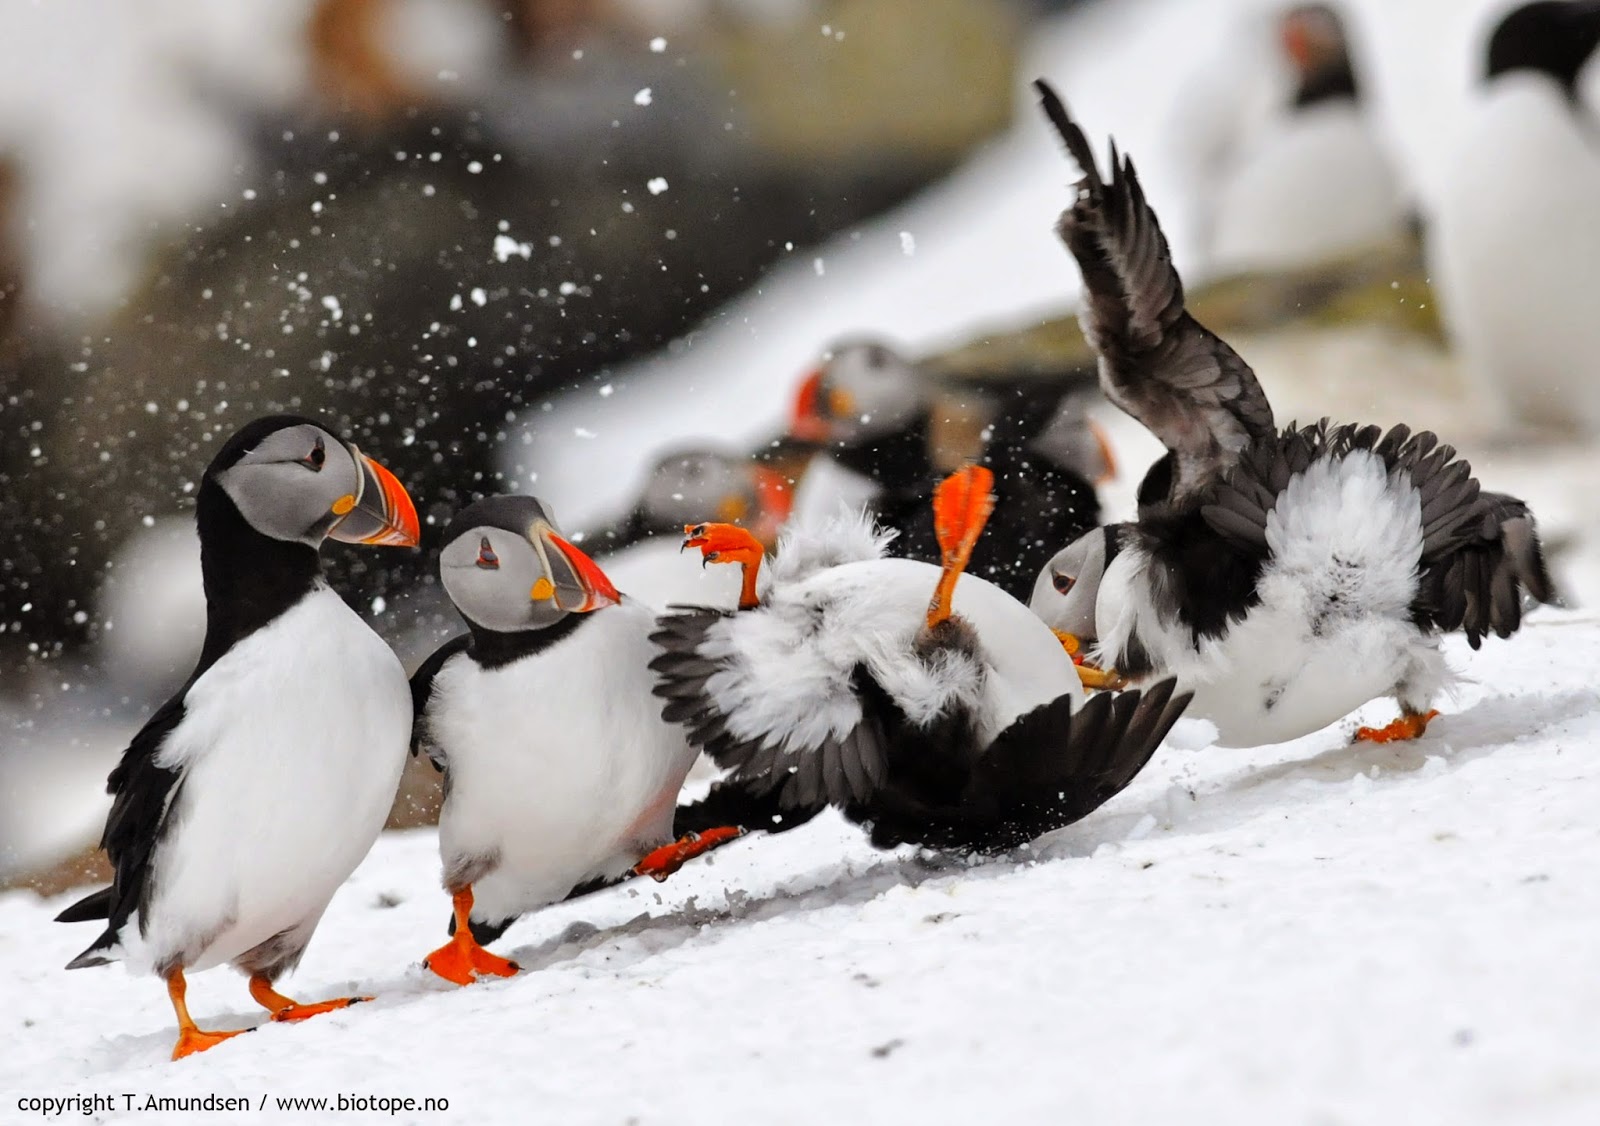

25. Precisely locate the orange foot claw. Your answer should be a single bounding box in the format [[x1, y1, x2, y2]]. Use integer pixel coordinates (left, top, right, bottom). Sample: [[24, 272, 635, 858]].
[[172, 1025, 250, 1060], [1355, 709, 1440, 744], [423, 937, 520, 987], [268, 997, 371, 1023], [634, 826, 747, 882]]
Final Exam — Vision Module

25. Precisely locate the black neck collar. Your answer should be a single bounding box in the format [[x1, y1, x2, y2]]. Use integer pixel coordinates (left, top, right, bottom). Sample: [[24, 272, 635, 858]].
[[192, 477, 323, 679], [830, 414, 933, 494], [1293, 60, 1358, 110], [463, 609, 594, 670]]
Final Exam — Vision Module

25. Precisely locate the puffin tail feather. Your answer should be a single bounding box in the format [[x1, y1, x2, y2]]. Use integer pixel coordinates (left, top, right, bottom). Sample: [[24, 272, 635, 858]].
[[54, 885, 114, 923], [64, 928, 121, 970]]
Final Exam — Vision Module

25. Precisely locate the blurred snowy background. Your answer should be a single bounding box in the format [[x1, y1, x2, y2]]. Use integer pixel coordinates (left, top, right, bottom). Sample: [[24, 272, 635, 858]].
[[2, 0, 1597, 921]]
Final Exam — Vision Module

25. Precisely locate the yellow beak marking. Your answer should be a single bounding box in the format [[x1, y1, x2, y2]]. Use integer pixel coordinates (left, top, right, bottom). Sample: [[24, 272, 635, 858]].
[[531, 577, 556, 602]]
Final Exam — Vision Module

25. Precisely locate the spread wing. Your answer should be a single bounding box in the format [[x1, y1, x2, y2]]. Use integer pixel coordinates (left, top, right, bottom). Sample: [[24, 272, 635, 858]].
[[56, 691, 188, 968], [1036, 80, 1275, 509], [409, 633, 472, 772], [862, 678, 1191, 853], [650, 607, 892, 817]]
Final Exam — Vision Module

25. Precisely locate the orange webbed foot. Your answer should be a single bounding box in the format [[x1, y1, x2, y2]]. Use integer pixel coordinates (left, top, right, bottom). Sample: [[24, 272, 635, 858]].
[[927, 465, 996, 628], [633, 826, 747, 882], [1354, 709, 1440, 744], [267, 997, 371, 1023], [1052, 630, 1126, 691], [423, 936, 521, 987], [172, 1025, 250, 1060]]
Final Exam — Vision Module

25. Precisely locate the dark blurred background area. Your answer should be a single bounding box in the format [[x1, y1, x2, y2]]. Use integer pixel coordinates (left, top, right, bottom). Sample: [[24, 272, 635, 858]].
[[0, 0, 1083, 888]]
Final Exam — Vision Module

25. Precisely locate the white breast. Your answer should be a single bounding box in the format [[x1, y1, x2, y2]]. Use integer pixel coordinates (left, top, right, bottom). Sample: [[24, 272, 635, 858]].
[[774, 558, 1083, 745], [1428, 77, 1600, 434], [1104, 452, 1434, 747], [130, 584, 410, 975], [598, 536, 744, 612], [428, 598, 698, 922], [1208, 102, 1406, 272]]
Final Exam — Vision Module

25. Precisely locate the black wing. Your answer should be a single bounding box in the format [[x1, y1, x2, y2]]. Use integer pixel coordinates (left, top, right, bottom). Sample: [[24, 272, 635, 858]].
[[56, 691, 188, 968], [650, 608, 893, 819], [860, 679, 1190, 853], [409, 634, 471, 771], [1036, 79, 1275, 510]]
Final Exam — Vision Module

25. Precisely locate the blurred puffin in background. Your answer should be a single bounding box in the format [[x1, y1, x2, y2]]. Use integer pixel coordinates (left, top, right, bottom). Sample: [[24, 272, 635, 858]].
[[656, 465, 1190, 853], [1428, 0, 1600, 436], [56, 416, 420, 1059], [574, 444, 800, 612], [1176, 2, 1408, 272], [790, 339, 1111, 602], [409, 496, 739, 985], [1027, 81, 1554, 750]]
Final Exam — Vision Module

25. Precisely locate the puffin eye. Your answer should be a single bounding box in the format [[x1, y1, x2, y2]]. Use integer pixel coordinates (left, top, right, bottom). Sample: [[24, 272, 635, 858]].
[[1053, 571, 1076, 594], [303, 436, 327, 471], [476, 537, 499, 569]]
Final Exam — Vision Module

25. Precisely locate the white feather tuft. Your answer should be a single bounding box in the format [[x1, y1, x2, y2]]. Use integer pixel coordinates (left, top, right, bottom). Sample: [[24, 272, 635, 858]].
[[768, 504, 896, 586]]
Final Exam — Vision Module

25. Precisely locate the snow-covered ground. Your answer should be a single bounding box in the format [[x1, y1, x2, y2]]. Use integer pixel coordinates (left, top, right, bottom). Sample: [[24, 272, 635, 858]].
[[4, 610, 1598, 1123]]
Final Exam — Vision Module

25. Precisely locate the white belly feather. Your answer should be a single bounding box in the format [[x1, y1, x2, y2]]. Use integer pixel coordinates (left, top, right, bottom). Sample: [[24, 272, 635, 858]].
[[429, 598, 699, 922], [130, 585, 410, 975]]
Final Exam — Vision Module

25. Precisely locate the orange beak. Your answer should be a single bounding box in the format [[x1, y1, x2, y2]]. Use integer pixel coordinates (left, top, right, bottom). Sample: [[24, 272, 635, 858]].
[[329, 451, 421, 548], [790, 369, 831, 443], [546, 531, 621, 612], [1088, 419, 1119, 486]]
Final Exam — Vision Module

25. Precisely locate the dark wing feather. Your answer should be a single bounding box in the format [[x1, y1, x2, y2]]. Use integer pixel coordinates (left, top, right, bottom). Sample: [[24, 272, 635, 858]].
[[1413, 489, 1556, 649], [1036, 80, 1274, 510], [650, 608, 894, 824], [408, 634, 471, 772], [862, 679, 1191, 853], [57, 691, 188, 968]]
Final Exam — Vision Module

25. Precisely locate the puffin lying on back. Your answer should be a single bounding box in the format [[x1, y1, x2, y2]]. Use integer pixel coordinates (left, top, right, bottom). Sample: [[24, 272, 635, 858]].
[[408, 496, 738, 985], [790, 340, 1109, 602], [655, 466, 1190, 853], [1026, 82, 1554, 749], [55, 416, 420, 1059]]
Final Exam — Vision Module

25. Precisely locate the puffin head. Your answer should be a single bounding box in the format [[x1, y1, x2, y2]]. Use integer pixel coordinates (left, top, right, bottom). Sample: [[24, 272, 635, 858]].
[[1280, 4, 1355, 104], [440, 495, 620, 633], [637, 446, 794, 547], [1029, 526, 1112, 644], [790, 339, 922, 446], [1485, 0, 1600, 98], [210, 415, 420, 549]]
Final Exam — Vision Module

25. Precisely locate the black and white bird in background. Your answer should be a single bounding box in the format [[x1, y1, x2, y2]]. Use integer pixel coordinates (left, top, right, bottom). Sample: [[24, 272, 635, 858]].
[[1026, 80, 1555, 750], [654, 465, 1190, 854], [1428, 0, 1600, 436], [54, 416, 422, 1060]]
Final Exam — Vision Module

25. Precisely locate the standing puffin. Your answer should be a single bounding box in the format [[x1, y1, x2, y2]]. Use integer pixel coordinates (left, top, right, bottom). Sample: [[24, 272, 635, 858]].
[[790, 339, 1108, 603], [1210, 3, 1406, 271], [408, 496, 739, 985], [55, 415, 421, 1059], [1428, 0, 1600, 434], [1026, 82, 1554, 749], [654, 466, 1190, 853]]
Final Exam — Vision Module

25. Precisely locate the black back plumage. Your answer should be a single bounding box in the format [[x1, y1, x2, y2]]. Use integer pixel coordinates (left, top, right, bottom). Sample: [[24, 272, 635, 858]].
[[56, 417, 328, 967]]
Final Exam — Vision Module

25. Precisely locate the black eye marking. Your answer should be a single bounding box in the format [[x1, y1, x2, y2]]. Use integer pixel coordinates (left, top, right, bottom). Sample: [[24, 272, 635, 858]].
[[1053, 571, 1076, 594], [303, 435, 327, 471], [476, 537, 499, 569]]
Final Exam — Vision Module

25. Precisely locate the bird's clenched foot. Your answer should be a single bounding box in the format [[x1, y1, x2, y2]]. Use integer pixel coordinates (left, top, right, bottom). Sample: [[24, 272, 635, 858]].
[[1053, 630, 1127, 691]]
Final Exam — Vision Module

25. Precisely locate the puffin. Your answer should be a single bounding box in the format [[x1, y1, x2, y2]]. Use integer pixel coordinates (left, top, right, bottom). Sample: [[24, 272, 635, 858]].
[[1025, 81, 1555, 749], [408, 495, 740, 985], [1427, 0, 1600, 435], [1181, 3, 1407, 272], [654, 465, 1191, 854], [55, 415, 421, 1060], [790, 339, 1109, 603]]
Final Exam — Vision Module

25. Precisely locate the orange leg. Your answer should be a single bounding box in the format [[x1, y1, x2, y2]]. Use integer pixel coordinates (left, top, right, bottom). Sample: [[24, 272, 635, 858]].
[[422, 887, 520, 987], [633, 826, 747, 882], [1354, 709, 1440, 744], [248, 974, 370, 1023], [927, 465, 996, 629], [1088, 419, 1120, 486], [167, 968, 249, 1060], [682, 522, 765, 609]]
